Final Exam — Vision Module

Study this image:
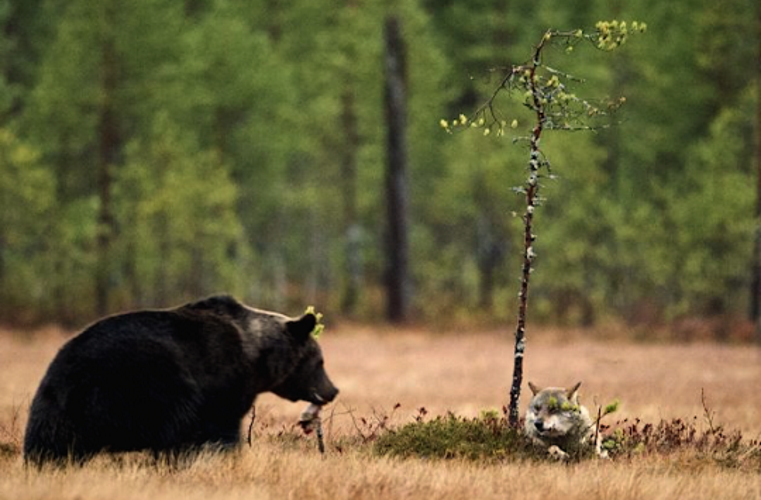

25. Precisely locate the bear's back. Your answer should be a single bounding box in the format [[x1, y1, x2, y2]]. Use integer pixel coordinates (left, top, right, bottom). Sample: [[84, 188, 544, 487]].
[[25, 308, 253, 462], [56, 309, 247, 375]]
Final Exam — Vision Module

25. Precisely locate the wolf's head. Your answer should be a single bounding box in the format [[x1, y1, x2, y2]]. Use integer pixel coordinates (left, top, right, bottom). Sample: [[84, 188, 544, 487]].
[[524, 381, 592, 445]]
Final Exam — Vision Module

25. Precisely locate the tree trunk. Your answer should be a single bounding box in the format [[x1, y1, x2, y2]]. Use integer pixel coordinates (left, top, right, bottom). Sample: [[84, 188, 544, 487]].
[[507, 121, 541, 427], [507, 35, 550, 427], [383, 15, 411, 323], [752, 4, 761, 343], [476, 214, 504, 312], [340, 89, 363, 314], [0, 234, 5, 320], [155, 212, 170, 307], [95, 30, 119, 317]]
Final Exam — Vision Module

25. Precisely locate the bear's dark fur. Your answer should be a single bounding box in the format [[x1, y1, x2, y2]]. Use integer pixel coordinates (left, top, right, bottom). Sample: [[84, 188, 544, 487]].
[[23, 295, 338, 466]]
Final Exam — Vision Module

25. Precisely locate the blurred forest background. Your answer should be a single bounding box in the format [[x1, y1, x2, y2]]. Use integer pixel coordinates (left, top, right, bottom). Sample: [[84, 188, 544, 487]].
[[0, 0, 759, 337]]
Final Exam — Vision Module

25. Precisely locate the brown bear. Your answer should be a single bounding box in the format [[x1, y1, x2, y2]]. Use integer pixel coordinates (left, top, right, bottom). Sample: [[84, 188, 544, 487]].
[[23, 295, 338, 465]]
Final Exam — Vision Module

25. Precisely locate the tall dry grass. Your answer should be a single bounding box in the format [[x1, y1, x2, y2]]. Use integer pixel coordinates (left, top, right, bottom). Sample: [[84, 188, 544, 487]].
[[1, 326, 760, 499], [2, 442, 760, 500]]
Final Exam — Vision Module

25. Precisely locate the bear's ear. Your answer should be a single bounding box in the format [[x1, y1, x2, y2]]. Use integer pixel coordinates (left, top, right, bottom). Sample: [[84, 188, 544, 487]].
[[286, 313, 317, 343]]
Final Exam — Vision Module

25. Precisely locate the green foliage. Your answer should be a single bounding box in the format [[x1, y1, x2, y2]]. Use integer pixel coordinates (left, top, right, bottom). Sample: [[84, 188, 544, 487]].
[[0, 0, 756, 328], [665, 97, 756, 317], [0, 129, 56, 321], [114, 113, 246, 307], [446, 19, 645, 140]]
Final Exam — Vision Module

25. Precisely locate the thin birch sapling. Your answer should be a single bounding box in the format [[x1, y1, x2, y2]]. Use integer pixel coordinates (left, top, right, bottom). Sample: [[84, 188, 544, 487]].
[[442, 20, 646, 427]]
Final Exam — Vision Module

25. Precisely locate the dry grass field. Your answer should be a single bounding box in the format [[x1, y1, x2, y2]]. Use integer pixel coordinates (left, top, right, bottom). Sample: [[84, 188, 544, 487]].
[[1, 325, 760, 499]]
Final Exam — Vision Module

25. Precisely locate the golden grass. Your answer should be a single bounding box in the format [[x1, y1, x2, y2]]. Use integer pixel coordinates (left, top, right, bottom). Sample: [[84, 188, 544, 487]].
[[2, 443, 760, 500], [1, 326, 760, 500]]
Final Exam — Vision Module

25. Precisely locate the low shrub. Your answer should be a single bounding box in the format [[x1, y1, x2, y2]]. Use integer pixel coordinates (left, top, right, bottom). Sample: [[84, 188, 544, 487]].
[[373, 412, 537, 461], [601, 417, 761, 468], [372, 410, 761, 468]]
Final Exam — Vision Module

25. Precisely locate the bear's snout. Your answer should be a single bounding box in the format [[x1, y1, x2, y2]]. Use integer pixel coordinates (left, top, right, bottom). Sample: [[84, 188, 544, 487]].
[[321, 383, 339, 403], [312, 377, 339, 405]]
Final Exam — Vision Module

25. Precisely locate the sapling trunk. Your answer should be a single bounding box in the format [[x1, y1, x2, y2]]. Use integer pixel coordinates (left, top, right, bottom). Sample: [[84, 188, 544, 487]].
[[507, 34, 549, 427]]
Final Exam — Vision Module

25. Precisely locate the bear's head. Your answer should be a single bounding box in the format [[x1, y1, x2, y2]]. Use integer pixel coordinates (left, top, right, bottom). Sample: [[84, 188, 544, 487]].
[[184, 295, 339, 406], [267, 312, 339, 405]]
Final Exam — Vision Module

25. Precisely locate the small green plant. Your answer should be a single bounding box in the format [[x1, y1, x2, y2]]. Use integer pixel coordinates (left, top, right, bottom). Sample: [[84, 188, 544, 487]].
[[304, 305, 325, 338], [603, 399, 621, 416], [559, 400, 580, 413], [480, 408, 500, 420]]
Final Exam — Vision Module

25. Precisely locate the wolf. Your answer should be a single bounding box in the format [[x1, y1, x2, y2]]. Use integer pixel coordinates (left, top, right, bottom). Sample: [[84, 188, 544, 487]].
[[524, 381, 595, 459]]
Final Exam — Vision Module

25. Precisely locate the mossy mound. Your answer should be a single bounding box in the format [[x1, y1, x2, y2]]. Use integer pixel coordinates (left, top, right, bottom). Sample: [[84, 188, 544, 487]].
[[373, 414, 537, 461]]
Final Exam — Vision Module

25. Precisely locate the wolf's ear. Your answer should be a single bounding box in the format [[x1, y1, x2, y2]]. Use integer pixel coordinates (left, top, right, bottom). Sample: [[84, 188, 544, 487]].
[[567, 381, 582, 402], [528, 381, 541, 395]]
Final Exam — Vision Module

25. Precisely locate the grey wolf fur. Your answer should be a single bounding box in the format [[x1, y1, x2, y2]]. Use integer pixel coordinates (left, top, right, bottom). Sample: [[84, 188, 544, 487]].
[[524, 381, 594, 459], [24, 295, 338, 466]]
